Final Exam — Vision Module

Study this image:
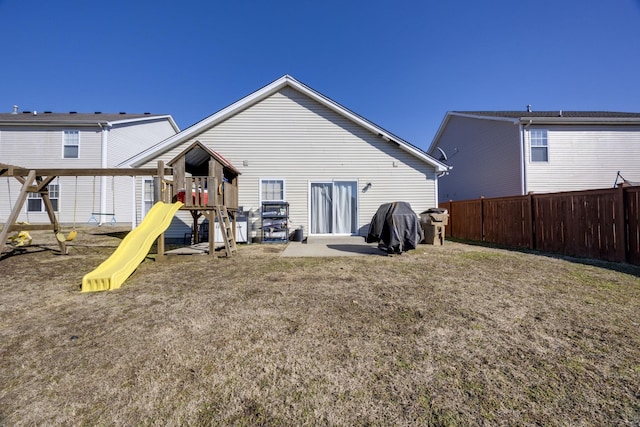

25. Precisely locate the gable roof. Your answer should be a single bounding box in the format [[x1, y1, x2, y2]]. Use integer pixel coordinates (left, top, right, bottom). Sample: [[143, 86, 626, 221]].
[[429, 110, 640, 153], [122, 75, 448, 172], [0, 111, 179, 131], [168, 140, 240, 175]]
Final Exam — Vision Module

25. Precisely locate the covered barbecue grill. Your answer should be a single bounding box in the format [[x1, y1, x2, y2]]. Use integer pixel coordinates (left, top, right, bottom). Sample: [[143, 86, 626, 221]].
[[366, 202, 424, 254]]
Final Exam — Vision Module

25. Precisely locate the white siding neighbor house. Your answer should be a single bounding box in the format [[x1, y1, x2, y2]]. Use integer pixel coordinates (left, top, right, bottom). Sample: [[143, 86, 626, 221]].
[[428, 111, 640, 202], [123, 75, 449, 242], [0, 110, 179, 225]]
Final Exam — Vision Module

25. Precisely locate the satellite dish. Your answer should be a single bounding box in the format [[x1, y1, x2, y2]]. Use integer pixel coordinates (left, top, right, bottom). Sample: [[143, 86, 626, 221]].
[[436, 147, 448, 162]]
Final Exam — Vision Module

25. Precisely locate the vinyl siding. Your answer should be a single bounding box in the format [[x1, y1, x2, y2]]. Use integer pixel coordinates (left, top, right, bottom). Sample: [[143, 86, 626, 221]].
[[1, 127, 101, 224], [432, 115, 522, 201], [142, 86, 438, 240], [0, 127, 102, 167], [526, 125, 640, 193], [108, 119, 177, 166], [0, 123, 161, 225]]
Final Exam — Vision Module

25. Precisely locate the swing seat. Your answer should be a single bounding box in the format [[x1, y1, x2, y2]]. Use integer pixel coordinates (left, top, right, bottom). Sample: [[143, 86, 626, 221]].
[[88, 213, 117, 225], [9, 230, 32, 247], [56, 229, 78, 242]]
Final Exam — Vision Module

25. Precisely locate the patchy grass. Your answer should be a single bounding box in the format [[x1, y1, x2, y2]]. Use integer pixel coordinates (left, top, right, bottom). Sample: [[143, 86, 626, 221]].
[[1, 228, 639, 426]]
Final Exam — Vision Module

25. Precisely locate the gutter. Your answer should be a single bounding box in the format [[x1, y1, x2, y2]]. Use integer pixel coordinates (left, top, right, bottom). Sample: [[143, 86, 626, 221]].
[[98, 122, 112, 225], [520, 120, 532, 195], [519, 116, 640, 125]]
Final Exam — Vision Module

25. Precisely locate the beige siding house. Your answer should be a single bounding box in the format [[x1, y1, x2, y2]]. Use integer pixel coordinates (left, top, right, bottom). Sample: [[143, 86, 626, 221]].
[[0, 111, 179, 225], [123, 75, 448, 241], [428, 111, 640, 202]]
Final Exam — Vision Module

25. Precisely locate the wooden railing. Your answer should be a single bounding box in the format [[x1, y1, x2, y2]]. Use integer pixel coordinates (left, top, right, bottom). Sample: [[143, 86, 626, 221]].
[[156, 175, 238, 210]]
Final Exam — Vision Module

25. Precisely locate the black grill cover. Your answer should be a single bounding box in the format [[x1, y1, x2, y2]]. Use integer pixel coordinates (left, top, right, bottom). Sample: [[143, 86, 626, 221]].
[[366, 202, 424, 253]]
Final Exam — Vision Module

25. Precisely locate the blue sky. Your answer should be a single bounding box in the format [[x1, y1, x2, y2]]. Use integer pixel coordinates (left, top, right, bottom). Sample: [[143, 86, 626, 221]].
[[1, 0, 639, 151]]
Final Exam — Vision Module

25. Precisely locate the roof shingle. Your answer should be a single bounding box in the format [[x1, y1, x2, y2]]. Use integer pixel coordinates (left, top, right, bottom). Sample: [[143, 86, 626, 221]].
[[0, 112, 169, 124]]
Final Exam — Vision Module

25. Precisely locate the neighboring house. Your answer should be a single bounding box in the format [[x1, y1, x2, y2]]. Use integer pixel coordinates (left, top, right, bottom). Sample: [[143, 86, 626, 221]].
[[122, 75, 449, 242], [0, 110, 179, 226], [428, 111, 640, 202]]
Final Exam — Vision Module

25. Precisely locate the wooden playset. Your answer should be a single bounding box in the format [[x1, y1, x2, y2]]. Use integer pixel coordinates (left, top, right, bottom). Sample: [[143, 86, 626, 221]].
[[1, 143, 240, 259]]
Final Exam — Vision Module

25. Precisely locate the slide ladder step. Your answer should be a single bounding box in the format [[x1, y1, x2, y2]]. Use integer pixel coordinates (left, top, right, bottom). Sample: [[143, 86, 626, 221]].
[[216, 205, 237, 257]]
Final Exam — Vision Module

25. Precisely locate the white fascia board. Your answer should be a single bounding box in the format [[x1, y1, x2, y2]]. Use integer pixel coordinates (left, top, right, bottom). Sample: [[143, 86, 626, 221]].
[[109, 115, 180, 132], [0, 120, 105, 128], [427, 112, 453, 154], [285, 76, 448, 172], [124, 75, 447, 171], [520, 116, 640, 125], [123, 77, 291, 167]]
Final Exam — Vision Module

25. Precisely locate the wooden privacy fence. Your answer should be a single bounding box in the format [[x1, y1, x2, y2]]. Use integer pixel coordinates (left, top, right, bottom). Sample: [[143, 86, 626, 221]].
[[440, 186, 640, 265]]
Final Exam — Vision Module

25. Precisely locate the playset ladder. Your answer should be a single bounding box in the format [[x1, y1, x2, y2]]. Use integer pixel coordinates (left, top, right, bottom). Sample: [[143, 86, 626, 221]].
[[216, 205, 236, 257]]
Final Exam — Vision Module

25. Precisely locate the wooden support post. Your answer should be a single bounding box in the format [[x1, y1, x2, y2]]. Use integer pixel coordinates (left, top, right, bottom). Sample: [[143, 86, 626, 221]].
[[1, 170, 37, 255], [190, 210, 201, 244], [156, 160, 166, 257], [208, 210, 215, 256], [156, 160, 165, 203], [40, 185, 68, 255]]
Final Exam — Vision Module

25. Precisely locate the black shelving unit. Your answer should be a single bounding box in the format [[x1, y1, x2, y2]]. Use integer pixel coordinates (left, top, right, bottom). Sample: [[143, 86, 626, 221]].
[[261, 201, 289, 243]]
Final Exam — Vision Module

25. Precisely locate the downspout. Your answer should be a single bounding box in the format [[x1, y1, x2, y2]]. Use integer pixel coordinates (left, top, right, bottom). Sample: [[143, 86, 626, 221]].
[[520, 120, 532, 195], [98, 122, 112, 225], [435, 168, 450, 207], [434, 171, 440, 207]]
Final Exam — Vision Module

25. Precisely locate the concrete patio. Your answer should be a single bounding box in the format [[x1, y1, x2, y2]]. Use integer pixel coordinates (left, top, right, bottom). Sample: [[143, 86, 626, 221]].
[[280, 236, 387, 257]]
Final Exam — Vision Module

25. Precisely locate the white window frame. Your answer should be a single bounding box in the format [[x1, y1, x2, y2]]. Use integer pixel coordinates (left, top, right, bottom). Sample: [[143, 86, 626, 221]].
[[142, 179, 155, 216], [308, 179, 359, 236], [259, 178, 286, 204], [530, 129, 548, 162], [63, 130, 80, 159], [27, 182, 59, 213]]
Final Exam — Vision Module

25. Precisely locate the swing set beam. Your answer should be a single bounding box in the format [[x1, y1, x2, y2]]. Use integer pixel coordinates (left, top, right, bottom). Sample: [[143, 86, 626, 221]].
[[1, 165, 172, 178], [1, 162, 172, 257]]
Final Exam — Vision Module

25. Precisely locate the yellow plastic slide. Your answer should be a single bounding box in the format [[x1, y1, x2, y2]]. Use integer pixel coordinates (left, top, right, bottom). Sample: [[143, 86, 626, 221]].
[[82, 201, 183, 292]]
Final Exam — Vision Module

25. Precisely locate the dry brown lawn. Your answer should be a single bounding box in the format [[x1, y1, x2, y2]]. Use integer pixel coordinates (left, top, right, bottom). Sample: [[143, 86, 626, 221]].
[[1, 228, 639, 426]]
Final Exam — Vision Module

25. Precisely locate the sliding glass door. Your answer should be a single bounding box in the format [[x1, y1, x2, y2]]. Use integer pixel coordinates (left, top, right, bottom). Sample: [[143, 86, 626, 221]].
[[310, 181, 357, 235]]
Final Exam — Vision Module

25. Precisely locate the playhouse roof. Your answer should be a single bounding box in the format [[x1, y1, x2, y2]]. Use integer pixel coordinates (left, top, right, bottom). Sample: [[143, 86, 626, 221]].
[[167, 141, 240, 175]]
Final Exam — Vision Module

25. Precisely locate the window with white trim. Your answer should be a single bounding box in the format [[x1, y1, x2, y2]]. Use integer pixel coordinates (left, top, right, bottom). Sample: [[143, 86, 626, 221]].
[[27, 183, 59, 212], [63, 130, 79, 158], [530, 129, 548, 162], [143, 179, 155, 215], [260, 179, 285, 202]]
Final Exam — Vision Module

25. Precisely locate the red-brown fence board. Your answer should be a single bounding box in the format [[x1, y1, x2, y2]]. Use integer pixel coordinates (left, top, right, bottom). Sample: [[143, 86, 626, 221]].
[[446, 199, 483, 241], [533, 194, 562, 255], [445, 186, 640, 265], [483, 196, 532, 248], [626, 187, 640, 265], [559, 189, 622, 262]]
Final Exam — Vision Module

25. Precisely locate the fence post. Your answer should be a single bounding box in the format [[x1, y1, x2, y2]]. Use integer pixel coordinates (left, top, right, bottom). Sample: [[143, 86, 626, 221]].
[[615, 186, 627, 263], [448, 200, 454, 239], [480, 196, 485, 242], [528, 193, 535, 250]]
